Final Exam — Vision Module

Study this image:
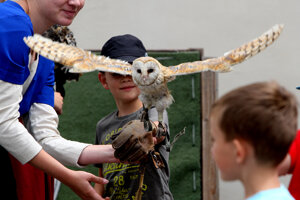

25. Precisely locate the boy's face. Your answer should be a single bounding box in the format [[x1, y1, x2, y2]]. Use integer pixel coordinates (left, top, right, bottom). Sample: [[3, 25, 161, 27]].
[[98, 72, 140, 103], [210, 113, 240, 181]]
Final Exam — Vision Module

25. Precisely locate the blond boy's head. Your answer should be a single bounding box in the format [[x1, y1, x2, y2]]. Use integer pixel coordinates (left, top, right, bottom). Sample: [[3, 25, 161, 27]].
[[211, 81, 298, 167]]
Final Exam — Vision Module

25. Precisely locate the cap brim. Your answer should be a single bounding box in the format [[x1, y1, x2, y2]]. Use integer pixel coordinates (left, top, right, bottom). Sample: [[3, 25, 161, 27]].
[[115, 55, 139, 63]]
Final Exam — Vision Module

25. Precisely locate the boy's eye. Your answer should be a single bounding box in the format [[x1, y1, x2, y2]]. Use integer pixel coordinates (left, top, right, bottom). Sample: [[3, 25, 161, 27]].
[[111, 73, 123, 78]]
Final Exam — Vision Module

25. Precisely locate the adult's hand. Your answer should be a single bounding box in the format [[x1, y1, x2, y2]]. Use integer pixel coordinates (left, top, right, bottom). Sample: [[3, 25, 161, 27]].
[[54, 91, 63, 115], [29, 150, 110, 200], [64, 170, 110, 200]]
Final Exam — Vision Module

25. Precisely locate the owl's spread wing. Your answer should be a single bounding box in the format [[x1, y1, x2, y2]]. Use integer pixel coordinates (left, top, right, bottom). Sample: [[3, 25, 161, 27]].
[[23, 34, 132, 75], [167, 24, 283, 76]]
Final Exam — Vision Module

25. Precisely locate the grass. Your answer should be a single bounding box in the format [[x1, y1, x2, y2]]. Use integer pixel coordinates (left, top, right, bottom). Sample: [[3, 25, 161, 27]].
[[56, 51, 201, 200]]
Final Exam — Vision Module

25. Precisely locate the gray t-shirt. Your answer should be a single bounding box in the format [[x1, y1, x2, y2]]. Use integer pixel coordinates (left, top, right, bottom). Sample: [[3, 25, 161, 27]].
[[95, 108, 173, 200]]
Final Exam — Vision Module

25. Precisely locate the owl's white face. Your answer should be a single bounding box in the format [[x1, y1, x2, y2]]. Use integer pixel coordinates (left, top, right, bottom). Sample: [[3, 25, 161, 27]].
[[132, 59, 160, 86]]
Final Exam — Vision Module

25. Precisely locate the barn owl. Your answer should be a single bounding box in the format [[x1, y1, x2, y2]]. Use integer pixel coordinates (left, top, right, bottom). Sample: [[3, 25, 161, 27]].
[[24, 24, 283, 131]]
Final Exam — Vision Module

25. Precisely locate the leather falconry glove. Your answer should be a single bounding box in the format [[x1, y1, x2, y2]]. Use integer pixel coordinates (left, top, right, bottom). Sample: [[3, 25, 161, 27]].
[[112, 120, 155, 163]]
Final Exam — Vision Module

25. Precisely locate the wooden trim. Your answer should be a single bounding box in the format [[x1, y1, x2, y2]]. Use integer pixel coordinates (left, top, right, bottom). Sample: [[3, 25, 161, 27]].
[[201, 71, 219, 200]]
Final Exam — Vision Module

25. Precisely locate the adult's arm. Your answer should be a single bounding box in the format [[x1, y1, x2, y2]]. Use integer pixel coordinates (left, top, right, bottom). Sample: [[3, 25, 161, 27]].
[[0, 80, 41, 164], [30, 149, 110, 200], [0, 80, 118, 166], [28, 102, 118, 166], [54, 91, 63, 115], [0, 80, 112, 199]]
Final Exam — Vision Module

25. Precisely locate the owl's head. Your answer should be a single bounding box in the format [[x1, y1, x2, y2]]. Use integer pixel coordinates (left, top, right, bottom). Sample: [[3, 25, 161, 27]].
[[132, 57, 161, 86]]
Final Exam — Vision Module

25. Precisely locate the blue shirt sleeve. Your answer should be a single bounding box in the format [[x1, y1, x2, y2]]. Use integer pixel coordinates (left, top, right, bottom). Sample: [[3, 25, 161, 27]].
[[0, 1, 33, 84], [34, 61, 55, 106], [19, 58, 55, 115]]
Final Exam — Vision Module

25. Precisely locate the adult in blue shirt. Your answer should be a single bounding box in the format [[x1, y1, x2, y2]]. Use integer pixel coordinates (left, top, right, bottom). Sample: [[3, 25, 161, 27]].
[[0, 1, 117, 199]]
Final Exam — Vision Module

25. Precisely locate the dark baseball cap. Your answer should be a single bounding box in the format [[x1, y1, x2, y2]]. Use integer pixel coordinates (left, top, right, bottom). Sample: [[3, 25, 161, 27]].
[[100, 34, 147, 63]]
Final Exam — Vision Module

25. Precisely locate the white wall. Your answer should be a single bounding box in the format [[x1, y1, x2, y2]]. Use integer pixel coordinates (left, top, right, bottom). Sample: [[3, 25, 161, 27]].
[[70, 0, 299, 199], [71, 0, 300, 102]]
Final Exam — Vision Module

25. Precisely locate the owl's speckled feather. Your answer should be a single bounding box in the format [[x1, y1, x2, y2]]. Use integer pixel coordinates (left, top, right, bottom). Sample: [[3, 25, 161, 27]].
[[24, 34, 132, 74], [24, 24, 283, 77], [166, 24, 283, 76], [24, 24, 283, 122]]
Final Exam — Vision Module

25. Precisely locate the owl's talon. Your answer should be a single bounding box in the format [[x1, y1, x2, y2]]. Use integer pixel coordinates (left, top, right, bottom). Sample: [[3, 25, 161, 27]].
[[141, 108, 152, 131], [140, 106, 149, 121], [156, 121, 167, 138], [140, 109, 147, 122], [155, 122, 170, 152], [144, 120, 152, 132]]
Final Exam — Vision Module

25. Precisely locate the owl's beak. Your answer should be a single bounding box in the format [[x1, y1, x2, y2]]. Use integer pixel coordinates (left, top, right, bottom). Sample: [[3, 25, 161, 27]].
[[142, 75, 147, 82]]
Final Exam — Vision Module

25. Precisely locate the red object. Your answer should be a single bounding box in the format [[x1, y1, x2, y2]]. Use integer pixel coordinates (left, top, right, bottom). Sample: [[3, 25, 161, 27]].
[[288, 130, 300, 200], [7, 117, 54, 200], [9, 155, 54, 200]]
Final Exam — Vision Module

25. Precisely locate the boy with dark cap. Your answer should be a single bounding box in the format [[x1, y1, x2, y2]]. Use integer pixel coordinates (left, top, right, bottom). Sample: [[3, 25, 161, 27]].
[[94, 34, 173, 200]]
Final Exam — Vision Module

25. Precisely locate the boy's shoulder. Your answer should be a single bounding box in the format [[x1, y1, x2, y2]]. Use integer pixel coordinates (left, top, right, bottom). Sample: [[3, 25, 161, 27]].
[[97, 110, 118, 127], [96, 108, 143, 130], [99, 111, 117, 121], [246, 185, 294, 200]]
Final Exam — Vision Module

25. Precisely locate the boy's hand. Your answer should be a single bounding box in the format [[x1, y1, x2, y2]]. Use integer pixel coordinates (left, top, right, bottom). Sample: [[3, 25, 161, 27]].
[[112, 120, 155, 163]]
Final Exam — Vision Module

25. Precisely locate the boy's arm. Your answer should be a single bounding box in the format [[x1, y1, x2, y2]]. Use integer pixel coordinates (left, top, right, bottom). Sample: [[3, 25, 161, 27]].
[[78, 145, 118, 165], [94, 168, 105, 196]]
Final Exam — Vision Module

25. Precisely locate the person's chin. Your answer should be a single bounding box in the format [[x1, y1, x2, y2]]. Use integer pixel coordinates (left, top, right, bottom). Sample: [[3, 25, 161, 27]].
[[57, 19, 72, 26], [59, 15, 77, 26]]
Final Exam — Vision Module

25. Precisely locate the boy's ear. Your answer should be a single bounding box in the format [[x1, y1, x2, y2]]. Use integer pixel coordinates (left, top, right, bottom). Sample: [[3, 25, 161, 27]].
[[233, 139, 247, 164], [98, 72, 109, 90]]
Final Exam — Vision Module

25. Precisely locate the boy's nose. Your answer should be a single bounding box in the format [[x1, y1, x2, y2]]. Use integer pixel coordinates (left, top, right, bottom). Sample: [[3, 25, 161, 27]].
[[121, 75, 132, 82]]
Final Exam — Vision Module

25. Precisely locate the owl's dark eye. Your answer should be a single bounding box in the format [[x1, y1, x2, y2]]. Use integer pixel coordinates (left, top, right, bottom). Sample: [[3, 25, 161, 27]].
[[137, 69, 142, 73], [147, 68, 154, 73]]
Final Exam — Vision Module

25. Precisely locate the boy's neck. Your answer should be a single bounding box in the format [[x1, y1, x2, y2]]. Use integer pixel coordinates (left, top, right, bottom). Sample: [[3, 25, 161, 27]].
[[241, 164, 281, 198], [116, 100, 143, 117]]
